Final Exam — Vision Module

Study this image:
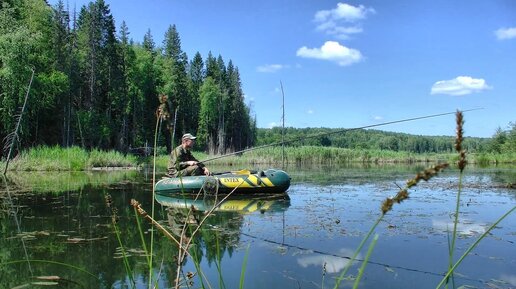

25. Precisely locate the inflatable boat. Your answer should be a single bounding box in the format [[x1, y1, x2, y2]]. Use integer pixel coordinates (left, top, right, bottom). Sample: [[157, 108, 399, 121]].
[[155, 168, 291, 196]]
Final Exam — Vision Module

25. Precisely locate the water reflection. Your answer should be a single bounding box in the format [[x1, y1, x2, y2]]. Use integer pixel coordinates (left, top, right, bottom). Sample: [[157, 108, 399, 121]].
[[1, 165, 515, 289], [297, 248, 360, 273], [432, 219, 487, 236], [155, 193, 291, 214]]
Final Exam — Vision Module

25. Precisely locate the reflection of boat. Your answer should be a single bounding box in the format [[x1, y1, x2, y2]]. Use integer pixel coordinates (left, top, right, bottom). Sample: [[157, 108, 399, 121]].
[[155, 193, 291, 214], [155, 169, 291, 195]]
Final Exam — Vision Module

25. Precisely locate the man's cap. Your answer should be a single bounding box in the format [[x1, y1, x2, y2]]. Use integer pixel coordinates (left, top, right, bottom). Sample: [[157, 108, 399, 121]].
[[182, 133, 197, 140]]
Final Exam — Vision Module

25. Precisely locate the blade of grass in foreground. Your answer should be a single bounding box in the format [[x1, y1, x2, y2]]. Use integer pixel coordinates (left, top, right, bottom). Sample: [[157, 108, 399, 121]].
[[239, 244, 250, 289], [352, 234, 379, 289], [435, 205, 516, 289]]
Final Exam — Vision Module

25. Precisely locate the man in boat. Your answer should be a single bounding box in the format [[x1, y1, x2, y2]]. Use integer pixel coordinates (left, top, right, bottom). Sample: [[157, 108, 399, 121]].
[[167, 133, 211, 177]]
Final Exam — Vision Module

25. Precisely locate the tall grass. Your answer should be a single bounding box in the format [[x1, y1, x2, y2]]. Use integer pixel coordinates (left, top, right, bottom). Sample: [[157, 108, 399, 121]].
[[153, 146, 516, 169], [1, 145, 138, 171]]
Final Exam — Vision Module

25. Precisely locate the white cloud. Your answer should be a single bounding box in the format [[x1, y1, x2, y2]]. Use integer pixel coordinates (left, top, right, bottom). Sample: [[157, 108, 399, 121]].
[[430, 76, 492, 96], [315, 3, 374, 22], [373, 115, 383, 121], [307, 109, 314, 114], [495, 27, 516, 40], [257, 64, 288, 73], [297, 41, 363, 66], [314, 2, 375, 38]]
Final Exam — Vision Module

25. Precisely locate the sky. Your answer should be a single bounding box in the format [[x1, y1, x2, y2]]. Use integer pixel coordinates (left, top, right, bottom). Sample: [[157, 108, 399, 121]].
[[50, 0, 516, 137]]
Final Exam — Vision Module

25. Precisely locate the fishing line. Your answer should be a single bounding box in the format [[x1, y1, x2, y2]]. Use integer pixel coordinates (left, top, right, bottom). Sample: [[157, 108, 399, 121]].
[[240, 231, 489, 285], [200, 108, 483, 164]]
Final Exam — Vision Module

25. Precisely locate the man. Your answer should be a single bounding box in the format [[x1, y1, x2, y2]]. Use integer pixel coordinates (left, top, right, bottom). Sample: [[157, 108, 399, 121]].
[[167, 133, 210, 177]]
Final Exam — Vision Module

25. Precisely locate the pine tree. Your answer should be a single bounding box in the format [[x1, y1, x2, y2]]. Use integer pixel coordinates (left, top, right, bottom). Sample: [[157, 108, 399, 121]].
[[75, 0, 122, 148], [188, 51, 205, 137], [161, 24, 190, 147]]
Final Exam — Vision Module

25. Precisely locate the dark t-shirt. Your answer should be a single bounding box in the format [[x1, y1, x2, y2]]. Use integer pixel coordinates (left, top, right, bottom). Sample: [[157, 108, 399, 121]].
[[167, 145, 204, 176]]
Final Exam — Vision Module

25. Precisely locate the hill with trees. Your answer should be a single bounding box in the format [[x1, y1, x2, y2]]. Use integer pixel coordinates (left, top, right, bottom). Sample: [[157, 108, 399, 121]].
[[257, 123, 515, 155]]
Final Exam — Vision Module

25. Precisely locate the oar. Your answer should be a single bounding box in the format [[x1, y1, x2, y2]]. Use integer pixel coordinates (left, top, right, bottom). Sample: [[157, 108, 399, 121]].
[[199, 108, 483, 164]]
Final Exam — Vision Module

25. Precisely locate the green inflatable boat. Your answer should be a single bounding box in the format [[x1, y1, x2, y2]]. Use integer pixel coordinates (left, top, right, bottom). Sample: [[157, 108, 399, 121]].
[[155, 168, 291, 196]]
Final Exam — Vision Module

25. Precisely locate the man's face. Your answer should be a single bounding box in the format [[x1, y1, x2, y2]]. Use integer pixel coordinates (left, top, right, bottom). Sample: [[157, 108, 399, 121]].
[[184, 138, 195, 149]]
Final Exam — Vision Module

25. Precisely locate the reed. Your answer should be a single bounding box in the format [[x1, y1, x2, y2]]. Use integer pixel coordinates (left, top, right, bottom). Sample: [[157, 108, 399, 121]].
[[153, 147, 494, 168], [87, 148, 138, 168], [1, 146, 138, 171]]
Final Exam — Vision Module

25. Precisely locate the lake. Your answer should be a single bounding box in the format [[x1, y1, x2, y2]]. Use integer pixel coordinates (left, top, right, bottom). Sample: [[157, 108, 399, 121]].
[[1, 164, 515, 289]]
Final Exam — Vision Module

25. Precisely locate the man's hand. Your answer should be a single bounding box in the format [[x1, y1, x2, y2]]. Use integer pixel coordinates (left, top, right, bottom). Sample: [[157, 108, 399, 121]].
[[203, 167, 211, 176], [187, 161, 197, 166]]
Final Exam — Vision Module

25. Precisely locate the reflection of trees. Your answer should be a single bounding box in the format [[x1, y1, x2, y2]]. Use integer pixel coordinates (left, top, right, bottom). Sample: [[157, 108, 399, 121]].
[[0, 185, 178, 289], [490, 169, 516, 189], [2, 170, 138, 194], [166, 207, 244, 265]]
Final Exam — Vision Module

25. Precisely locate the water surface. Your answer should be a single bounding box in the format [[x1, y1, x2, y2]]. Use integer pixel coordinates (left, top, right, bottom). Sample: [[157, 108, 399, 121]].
[[1, 164, 514, 289]]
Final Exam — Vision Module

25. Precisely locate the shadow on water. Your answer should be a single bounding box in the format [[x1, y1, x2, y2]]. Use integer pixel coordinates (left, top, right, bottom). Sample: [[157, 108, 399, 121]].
[[0, 164, 515, 288]]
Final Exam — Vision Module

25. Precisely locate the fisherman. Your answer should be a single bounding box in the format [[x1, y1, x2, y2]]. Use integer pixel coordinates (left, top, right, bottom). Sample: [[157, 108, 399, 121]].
[[167, 133, 211, 177]]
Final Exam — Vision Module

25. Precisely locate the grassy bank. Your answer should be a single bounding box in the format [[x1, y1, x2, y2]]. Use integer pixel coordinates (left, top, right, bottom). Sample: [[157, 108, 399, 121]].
[[2, 145, 514, 172], [1, 146, 139, 171], [154, 146, 516, 168]]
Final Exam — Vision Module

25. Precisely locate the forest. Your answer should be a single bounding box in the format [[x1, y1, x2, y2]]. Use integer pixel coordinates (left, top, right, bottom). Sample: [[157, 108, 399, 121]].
[[1, 0, 514, 162], [0, 0, 256, 159], [257, 124, 516, 155]]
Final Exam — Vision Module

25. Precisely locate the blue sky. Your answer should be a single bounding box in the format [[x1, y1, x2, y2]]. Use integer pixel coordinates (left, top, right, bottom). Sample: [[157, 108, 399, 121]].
[[52, 0, 516, 137]]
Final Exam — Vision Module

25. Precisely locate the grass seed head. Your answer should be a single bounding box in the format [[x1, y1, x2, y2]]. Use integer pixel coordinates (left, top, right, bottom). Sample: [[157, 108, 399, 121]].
[[455, 111, 464, 152], [389, 163, 448, 214], [381, 198, 395, 214], [394, 189, 409, 203], [454, 111, 467, 172]]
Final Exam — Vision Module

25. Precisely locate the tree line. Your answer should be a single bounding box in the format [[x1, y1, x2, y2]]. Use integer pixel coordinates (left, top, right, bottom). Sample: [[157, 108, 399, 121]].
[[257, 123, 516, 154], [0, 0, 256, 159]]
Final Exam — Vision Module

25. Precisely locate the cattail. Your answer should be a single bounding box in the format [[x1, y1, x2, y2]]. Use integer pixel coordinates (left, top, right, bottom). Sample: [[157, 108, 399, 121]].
[[455, 110, 464, 152], [455, 111, 467, 172]]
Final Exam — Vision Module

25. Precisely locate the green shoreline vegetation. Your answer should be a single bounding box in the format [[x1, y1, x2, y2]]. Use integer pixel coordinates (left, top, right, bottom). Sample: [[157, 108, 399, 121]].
[[2, 144, 514, 172], [1, 146, 138, 171]]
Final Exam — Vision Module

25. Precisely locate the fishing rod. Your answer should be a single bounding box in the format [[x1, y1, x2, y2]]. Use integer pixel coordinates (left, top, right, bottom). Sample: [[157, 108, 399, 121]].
[[200, 108, 483, 164]]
